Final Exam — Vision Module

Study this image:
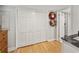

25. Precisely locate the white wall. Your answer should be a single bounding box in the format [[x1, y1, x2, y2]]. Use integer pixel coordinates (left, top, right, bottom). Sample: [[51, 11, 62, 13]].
[[0, 11, 2, 27], [71, 6, 79, 34], [0, 11, 1, 26], [16, 7, 56, 47], [0, 6, 3, 27], [0, 15, 1, 26], [62, 8, 72, 36]]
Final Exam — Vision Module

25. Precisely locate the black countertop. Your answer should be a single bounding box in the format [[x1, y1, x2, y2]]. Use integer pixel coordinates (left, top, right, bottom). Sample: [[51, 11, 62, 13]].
[[62, 34, 79, 48]]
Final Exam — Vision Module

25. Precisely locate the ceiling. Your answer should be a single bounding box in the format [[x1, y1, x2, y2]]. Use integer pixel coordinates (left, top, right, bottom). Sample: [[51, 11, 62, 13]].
[[0, 5, 71, 13], [19, 5, 71, 12]]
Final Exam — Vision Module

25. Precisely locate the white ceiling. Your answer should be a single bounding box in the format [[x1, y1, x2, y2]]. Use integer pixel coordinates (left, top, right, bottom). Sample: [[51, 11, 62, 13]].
[[0, 5, 71, 13], [19, 5, 71, 12]]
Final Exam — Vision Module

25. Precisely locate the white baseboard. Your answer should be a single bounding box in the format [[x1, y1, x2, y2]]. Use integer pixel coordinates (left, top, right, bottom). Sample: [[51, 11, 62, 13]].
[[8, 47, 16, 52], [47, 39, 55, 41]]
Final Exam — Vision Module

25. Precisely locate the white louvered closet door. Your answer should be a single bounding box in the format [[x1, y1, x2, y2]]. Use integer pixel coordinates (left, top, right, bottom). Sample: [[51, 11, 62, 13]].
[[16, 8, 47, 48]]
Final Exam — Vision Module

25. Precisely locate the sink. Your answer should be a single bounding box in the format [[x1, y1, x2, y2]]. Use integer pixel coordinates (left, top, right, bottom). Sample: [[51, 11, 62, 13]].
[[62, 34, 79, 48], [73, 37, 79, 41]]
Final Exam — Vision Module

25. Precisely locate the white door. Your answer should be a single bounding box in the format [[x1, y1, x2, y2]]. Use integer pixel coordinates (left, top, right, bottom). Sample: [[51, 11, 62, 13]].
[[56, 11, 65, 42], [16, 8, 47, 48]]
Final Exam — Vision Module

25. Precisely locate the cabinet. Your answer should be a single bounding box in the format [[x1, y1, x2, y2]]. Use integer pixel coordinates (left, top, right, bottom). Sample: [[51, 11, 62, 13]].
[[0, 30, 8, 52]]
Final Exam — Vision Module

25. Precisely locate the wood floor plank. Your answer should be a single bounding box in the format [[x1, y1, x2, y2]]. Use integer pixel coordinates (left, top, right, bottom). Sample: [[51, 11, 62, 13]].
[[12, 40, 61, 53]]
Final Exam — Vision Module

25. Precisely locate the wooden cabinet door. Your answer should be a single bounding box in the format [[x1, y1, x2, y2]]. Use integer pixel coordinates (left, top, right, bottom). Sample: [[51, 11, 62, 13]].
[[0, 30, 8, 53]]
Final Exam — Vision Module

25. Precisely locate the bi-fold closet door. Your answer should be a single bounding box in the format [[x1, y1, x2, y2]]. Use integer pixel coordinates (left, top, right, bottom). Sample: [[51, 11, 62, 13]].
[[16, 8, 50, 48]]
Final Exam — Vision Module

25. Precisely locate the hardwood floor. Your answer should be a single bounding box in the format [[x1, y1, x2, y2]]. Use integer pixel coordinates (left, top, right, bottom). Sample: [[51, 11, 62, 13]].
[[12, 40, 62, 53]]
